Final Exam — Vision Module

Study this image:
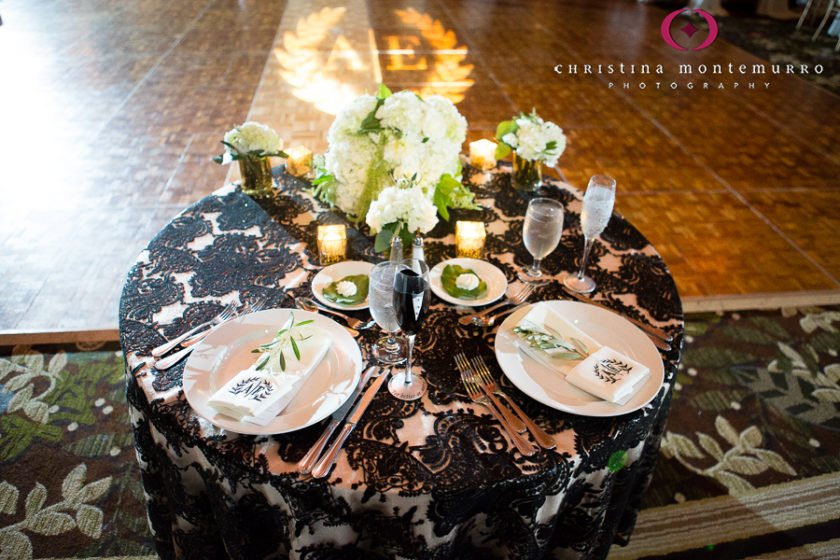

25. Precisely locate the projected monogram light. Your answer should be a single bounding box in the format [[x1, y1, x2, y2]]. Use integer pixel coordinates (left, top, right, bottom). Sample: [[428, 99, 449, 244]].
[[661, 9, 718, 51], [275, 7, 473, 115]]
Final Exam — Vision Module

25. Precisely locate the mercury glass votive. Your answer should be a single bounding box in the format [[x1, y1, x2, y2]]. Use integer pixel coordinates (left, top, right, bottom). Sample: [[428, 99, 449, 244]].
[[456, 221, 486, 259], [286, 145, 313, 177], [469, 139, 498, 171], [317, 225, 347, 265]]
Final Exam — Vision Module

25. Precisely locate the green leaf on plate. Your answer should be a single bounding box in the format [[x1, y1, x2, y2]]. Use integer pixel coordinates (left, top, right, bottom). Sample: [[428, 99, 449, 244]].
[[322, 275, 370, 305], [440, 264, 487, 300]]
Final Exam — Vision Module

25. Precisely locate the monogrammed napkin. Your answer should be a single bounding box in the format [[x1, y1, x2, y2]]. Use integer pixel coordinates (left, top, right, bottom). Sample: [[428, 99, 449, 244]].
[[208, 325, 331, 425], [564, 346, 650, 404]]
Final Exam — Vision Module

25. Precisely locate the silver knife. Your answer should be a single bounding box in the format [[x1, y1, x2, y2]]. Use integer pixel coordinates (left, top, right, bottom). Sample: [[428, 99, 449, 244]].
[[297, 365, 378, 474], [310, 368, 391, 478], [560, 286, 673, 347]]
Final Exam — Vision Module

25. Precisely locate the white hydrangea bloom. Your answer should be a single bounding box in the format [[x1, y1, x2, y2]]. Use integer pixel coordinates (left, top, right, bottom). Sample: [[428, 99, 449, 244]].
[[365, 185, 438, 234], [506, 114, 567, 166], [224, 121, 283, 155], [320, 88, 472, 230]]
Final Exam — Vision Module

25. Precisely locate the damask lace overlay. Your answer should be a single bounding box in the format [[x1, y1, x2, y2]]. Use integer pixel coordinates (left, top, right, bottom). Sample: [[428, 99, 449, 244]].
[[119, 164, 683, 559]]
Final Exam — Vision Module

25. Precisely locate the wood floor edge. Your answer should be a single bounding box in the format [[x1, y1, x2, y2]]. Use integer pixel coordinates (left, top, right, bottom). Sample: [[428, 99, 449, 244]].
[[0, 328, 120, 346], [681, 290, 840, 313]]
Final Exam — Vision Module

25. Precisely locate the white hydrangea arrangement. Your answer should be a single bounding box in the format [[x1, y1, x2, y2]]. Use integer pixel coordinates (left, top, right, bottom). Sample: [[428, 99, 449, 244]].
[[494, 110, 567, 166], [212, 121, 288, 164], [312, 85, 480, 251]]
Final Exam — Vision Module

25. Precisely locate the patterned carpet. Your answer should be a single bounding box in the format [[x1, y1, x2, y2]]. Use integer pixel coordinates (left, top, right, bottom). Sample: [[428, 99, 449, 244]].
[[1, 305, 839, 559]]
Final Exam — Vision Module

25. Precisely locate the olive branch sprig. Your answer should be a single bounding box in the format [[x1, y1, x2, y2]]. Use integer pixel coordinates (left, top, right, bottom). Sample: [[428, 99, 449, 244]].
[[250, 313, 314, 372], [513, 322, 589, 361]]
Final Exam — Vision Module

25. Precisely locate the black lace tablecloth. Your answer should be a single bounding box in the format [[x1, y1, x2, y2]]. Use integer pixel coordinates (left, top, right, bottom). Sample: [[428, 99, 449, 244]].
[[119, 162, 683, 560]]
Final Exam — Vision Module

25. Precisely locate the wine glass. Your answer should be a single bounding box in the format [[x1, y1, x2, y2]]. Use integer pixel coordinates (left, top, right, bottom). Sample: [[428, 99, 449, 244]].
[[368, 261, 407, 364], [518, 197, 565, 283], [389, 258, 430, 401], [563, 175, 616, 294]]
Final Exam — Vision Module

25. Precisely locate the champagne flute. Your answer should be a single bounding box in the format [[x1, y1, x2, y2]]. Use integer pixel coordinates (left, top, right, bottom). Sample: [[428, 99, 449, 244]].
[[564, 175, 616, 294], [518, 197, 565, 283], [368, 261, 407, 364], [389, 258, 430, 401]]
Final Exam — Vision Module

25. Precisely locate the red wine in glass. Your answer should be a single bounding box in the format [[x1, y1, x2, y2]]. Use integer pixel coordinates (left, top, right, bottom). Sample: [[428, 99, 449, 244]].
[[389, 259, 429, 400]]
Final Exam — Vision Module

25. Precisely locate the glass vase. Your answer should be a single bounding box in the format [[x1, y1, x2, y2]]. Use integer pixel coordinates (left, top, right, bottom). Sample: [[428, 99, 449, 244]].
[[511, 153, 543, 192], [238, 155, 274, 198]]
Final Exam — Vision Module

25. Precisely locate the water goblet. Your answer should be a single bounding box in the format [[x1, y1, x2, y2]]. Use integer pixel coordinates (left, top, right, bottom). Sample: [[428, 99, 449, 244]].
[[389, 258, 430, 401], [368, 261, 407, 364], [518, 197, 565, 284], [563, 175, 616, 294]]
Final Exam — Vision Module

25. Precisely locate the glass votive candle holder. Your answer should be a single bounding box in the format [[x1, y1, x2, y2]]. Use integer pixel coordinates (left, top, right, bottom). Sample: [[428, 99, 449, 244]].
[[456, 221, 486, 259], [317, 225, 346, 265], [469, 139, 497, 171], [286, 145, 313, 177]]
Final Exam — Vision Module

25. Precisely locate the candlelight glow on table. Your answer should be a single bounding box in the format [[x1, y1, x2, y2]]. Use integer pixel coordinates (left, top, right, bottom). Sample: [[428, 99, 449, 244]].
[[317, 225, 347, 265], [469, 139, 497, 171], [456, 221, 486, 259], [286, 145, 313, 177]]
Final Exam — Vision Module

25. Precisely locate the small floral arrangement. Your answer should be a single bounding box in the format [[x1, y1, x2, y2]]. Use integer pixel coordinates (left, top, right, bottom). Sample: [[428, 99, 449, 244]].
[[212, 121, 288, 164], [494, 110, 567, 165], [312, 84, 480, 251]]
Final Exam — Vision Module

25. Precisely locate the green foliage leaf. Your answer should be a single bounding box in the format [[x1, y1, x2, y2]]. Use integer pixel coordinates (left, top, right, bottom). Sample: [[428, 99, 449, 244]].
[[374, 223, 397, 253], [377, 83, 392, 98], [61, 464, 86, 503], [0, 415, 63, 463], [0, 481, 19, 515], [715, 415, 740, 447], [663, 432, 705, 459], [753, 449, 796, 475], [81, 476, 112, 504], [712, 470, 754, 494], [24, 483, 47, 520], [607, 450, 628, 472], [322, 275, 370, 305], [495, 120, 517, 142], [0, 530, 32, 560], [30, 510, 76, 535], [747, 316, 789, 339], [76, 504, 104, 539], [682, 347, 757, 368], [720, 326, 778, 345], [697, 432, 724, 462], [440, 265, 487, 300], [724, 455, 768, 476], [739, 425, 763, 449], [495, 142, 512, 160]]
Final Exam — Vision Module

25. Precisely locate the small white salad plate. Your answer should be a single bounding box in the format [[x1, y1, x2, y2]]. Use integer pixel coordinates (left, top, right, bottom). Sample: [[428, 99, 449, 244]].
[[429, 258, 508, 307], [311, 260, 374, 310], [183, 308, 363, 435]]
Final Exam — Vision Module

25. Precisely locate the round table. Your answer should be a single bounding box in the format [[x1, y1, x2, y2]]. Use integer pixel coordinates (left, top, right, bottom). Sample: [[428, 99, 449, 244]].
[[119, 161, 684, 559]]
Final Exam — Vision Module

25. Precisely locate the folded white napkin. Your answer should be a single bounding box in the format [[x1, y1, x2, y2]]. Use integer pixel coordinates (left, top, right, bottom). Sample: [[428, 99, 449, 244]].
[[208, 322, 332, 425], [514, 305, 602, 373], [564, 346, 650, 404]]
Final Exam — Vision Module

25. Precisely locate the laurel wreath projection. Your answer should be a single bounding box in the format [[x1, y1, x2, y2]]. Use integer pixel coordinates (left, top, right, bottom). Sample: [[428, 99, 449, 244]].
[[275, 7, 474, 114]]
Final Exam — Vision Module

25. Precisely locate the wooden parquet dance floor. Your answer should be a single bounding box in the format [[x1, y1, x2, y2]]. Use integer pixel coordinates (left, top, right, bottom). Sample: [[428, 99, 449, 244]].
[[1, 0, 839, 338]]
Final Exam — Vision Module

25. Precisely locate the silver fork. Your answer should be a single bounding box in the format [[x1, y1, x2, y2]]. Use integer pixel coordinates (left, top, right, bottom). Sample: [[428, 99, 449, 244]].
[[471, 356, 555, 449], [455, 355, 537, 457], [153, 298, 267, 370], [151, 303, 236, 358], [458, 283, 534, 325], [456, 353, 525, 433]]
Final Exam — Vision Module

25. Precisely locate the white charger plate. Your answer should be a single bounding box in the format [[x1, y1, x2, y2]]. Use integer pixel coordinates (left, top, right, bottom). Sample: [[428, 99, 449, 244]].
[[311, 261, 374, 310], [182, 308, 363, 434], [429, 258, 508, 307], [494, 300, 664, 417]]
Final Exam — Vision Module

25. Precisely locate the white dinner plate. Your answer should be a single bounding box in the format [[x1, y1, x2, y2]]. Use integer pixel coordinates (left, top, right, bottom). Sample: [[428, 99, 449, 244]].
[[429, 258, 508, 307], [494, 301, 664, 417], [183, 308, 363, 434], [311, 261, 374, 310]]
